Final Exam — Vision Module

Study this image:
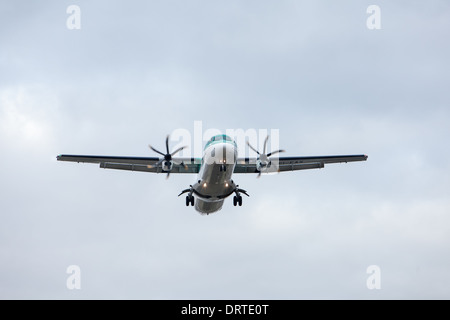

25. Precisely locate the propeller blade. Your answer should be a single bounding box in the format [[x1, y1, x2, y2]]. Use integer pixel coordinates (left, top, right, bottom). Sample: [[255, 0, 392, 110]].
[[166, 171, 170, 179], [267, 149, 285, 157], [165, 135, 170, 154], [170, 146, 187, 156], [247, 141, 260, 155], [262, 135, 269, 155], [149, 145, 166, 157], [257, 172, 261, 178]]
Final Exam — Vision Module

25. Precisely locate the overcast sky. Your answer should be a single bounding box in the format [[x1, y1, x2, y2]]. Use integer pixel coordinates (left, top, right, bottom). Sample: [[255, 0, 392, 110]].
[[1, 0, 450, 299]]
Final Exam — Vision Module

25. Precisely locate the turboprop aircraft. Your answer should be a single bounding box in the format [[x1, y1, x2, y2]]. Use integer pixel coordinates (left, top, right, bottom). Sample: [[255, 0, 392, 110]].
[[57, 134, 367, 214]]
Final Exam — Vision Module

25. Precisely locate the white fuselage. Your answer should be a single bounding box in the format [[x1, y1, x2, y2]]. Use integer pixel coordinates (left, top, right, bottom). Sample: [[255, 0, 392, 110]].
[[192, 140, 238, 214]]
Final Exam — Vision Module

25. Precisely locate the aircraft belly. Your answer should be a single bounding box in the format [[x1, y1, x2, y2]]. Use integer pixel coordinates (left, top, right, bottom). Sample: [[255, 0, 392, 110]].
[[195, 198, 224, 215]]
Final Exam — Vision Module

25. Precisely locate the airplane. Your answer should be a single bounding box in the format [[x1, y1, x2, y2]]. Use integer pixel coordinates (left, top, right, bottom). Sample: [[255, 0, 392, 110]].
[[57, 134, 367, 215]]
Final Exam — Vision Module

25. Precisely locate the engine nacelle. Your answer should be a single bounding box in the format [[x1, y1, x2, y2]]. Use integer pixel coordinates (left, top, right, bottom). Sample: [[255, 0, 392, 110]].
[[162, 160, 173, 172], [256, 159, 270, 172]]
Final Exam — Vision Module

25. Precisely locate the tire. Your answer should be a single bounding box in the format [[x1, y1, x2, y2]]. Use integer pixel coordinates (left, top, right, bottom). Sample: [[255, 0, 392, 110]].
[[233, 196, 237, 206], [238, 196, 242, 206], [190, 196, 194, 206], [186, 196, 190, 206]]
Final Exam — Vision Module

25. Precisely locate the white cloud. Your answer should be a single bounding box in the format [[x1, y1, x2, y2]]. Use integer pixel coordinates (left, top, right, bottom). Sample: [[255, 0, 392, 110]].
[[0, 85, 59, 149]]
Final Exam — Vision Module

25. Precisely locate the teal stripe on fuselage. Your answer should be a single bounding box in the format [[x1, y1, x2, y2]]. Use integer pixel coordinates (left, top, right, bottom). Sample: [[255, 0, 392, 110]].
[[204, 139, 236, 150], [204, 135, 237, 151]]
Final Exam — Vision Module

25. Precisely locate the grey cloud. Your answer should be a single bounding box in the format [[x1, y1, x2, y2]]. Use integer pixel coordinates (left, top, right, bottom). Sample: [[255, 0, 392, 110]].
[[1, 0, 449, 299]]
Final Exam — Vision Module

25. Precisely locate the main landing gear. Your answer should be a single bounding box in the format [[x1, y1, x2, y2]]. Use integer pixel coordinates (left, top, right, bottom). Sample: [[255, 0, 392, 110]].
[[178, 184, 249, 208], [179, 185, 195, 206], [233, 185, 249, 207], [233, 195, 242, 206], [185, 195, 194, 206]]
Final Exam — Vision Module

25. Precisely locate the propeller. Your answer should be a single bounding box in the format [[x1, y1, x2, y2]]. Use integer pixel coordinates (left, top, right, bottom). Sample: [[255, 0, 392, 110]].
[[247, 135, 285, 178], [148, 135, 187, 179]]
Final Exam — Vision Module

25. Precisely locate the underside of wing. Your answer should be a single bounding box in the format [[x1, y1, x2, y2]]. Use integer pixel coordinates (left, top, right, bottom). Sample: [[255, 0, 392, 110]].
[[234, 154, 368, 173], [56, 154, 201, 174]]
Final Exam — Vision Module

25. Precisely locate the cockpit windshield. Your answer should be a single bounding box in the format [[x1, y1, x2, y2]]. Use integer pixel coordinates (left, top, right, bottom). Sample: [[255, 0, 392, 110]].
[[204, 135, 236, 150]]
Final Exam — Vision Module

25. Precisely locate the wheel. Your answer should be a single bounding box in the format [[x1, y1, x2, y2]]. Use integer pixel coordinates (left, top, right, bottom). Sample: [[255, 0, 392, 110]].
[[233, 196, 237, 206], [186, 196, 190, 206], [190, 196, 194, 206], [238, 195, 242, 206]]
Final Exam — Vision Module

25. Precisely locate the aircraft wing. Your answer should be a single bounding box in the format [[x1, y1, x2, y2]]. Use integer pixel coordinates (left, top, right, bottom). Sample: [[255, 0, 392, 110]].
[[233, 154, 368, 173], [56, 154, 201, 174]]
